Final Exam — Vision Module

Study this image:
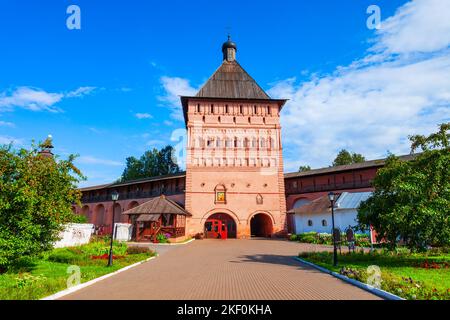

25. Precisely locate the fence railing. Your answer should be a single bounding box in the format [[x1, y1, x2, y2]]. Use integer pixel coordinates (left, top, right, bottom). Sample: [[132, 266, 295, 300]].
[[82, 187, 184, 203], [286, 180, 372, 194]]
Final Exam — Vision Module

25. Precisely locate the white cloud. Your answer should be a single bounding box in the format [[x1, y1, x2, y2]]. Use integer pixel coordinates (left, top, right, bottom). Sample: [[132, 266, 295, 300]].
[[0, 135, 23, 145], [66, 86, 96, 98], [268, 0, 450, 172], [0, 121, 14, 127], [0, 86, 96, 113], [159, 76, 198, 121], [135, 113, 153, 119], [76, 155, 123, 167], [146, 139, 165, 147], [371, 0, 450, 55]]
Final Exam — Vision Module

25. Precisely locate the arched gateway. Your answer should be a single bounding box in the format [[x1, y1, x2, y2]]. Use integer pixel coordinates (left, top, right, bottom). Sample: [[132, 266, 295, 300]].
[[250, 213, 273, 238], [204, 213, 237, 239]]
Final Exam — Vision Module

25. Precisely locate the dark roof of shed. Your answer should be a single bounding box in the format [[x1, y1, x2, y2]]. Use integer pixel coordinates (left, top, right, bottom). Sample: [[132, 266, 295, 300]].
[[122, 195, 190, 216], [288, 195, 333, 215]]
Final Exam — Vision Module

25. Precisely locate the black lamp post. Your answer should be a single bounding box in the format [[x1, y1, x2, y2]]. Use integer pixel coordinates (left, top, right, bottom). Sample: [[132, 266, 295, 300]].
[[108, 190, 119, 267], [328, 191, 338, 267]]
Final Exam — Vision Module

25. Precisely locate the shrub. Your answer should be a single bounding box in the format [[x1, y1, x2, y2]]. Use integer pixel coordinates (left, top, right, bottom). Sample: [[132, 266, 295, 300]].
[[194, 233, 204, 240], [289, 234, 298, 241], [47, 249, 80, 264], [0, 141, 85, 271], [126, 246, 152, 255], [297, 232, 318, 244], [72, 214, 88, 223], [293, 232, 372, 247], [155, 233, 169, 243], [82, 239, 128, 256], [14, 273, 47, 289]]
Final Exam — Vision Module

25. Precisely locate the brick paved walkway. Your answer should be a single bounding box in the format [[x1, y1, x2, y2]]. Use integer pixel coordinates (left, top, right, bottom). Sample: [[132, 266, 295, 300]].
[[61, 239, 380, 300]]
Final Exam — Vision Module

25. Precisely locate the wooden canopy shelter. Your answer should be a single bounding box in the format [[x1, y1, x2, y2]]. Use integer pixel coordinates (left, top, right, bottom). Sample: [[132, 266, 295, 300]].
[[123, 195, 191, 242]]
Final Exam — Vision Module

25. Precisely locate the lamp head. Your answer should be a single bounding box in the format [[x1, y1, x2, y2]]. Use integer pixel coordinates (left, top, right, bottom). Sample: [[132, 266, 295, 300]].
[[328, 191, 335, 202], [111, 190, 119, 201]]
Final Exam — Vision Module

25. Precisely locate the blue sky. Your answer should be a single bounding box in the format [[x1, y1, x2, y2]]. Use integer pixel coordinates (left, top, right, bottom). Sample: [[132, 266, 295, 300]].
[[1, 0, 449, 187]]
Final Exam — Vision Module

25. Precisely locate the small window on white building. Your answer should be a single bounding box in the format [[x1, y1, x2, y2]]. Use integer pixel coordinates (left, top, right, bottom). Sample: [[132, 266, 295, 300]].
[[308, 220, 313, 227], [322, 220, 327, 227]]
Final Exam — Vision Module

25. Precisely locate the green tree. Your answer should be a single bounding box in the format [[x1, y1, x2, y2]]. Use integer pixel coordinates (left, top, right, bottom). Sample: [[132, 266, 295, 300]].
[[0, 141, 85, 271], [120, 145, 180, 182], [357, 123, 450, 251], [332, 149, 366, 166], [298, 165, 311, 172], [121, 156, 144, 181]]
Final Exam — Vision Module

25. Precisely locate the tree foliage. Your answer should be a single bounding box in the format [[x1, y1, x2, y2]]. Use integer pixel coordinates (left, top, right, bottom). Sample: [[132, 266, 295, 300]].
[[358, 123, 450, 250], [332, 149, 366, 166], [0, 141, 85, 271], [298, 165, 311, 172], [120, 145, 180, 182]]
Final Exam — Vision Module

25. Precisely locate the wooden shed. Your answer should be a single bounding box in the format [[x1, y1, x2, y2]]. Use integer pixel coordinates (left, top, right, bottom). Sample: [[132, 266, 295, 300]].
[[123, 195, 191, 242]]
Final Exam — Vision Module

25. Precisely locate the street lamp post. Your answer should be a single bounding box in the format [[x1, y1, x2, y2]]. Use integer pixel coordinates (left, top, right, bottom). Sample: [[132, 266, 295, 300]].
[[108, 190, 119, 267], [328, 191, 338, 267]]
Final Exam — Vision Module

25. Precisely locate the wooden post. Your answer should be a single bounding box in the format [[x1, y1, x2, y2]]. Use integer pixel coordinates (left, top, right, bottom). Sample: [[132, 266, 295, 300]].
[[136, 220, 140, 242]]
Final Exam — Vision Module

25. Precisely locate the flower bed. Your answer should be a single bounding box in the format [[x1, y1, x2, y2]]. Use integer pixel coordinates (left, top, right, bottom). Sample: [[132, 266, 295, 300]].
[[299, 248, 450, 300]]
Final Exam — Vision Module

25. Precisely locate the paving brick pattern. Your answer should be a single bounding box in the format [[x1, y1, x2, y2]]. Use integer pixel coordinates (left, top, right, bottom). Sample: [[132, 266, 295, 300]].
[[61, 239, 380, 300]]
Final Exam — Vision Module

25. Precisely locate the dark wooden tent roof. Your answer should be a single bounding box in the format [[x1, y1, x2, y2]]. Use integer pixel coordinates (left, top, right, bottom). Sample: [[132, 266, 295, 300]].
[[195, 60, 270, 100], [123, 195, 190, 216]]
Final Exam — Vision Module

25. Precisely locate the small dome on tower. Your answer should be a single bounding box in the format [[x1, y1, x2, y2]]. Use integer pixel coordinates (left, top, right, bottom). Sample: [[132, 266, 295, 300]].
[[222, 35, 237, 61], [222, 35, 237, 52]]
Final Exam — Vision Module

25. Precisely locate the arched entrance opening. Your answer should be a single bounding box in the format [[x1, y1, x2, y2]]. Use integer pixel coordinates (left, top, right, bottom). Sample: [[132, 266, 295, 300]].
[[81, 205, 90, 222], [250, 213, 273, 237], [94, 204, 105, 226], [113, 203, 122, 223], [127, 201, 139, 210], [204, 213, 237, 239]]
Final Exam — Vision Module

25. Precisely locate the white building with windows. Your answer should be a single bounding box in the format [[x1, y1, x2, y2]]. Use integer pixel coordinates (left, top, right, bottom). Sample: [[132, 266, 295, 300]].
[[289, 192, 372, 234]]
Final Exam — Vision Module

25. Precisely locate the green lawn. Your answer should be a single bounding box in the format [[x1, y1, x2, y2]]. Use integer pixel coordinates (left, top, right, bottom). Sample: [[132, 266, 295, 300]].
[[0, 240, 156, 300], [299, 249, 450, 300]]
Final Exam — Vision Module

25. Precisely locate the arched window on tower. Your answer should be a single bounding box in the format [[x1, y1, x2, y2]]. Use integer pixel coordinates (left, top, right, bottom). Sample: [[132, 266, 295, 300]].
[[260, 138, 266, 148], [252, 138, 257, 148], [197, 138, 203, 148]]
